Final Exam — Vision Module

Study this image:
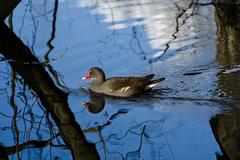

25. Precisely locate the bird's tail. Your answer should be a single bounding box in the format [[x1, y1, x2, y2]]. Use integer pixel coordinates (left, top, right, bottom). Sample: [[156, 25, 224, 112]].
[[146, 77, 165, 89]]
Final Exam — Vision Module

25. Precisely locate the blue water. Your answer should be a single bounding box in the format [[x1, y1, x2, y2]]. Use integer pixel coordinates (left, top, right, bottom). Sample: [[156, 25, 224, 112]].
[[1, 0, 239, 159]]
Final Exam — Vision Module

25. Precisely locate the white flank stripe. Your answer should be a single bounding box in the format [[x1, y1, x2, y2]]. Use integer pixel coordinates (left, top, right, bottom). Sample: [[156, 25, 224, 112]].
[[120, 86, 130, 92]]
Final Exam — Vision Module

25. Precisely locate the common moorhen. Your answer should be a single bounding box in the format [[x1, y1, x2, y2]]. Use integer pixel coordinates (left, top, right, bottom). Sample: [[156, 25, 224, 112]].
[[83, 93, 105, 113], [82, 67, 165, 97]]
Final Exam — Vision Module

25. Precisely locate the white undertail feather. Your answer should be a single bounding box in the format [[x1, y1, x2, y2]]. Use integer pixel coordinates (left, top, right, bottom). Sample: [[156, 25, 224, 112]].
[[146, 82, 161, 89]]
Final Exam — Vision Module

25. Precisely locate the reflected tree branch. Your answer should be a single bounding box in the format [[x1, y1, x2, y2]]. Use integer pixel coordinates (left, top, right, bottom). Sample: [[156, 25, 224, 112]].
[[130, 26, 147, 60], [44, 0, 58, 60], [29, 1, 38, 55], [19, 0, 32, 38], [43, 0, 67, 89], [0, 0, 20, 21], [125, 125, 146, 159], [84, 108, 174, 159], [10, 67, 21, 160], [84, 109, 128, 134], [149, 0, 200, 63], [7, 9, 21, 159], [0, 135, 58, 156], [0, 21, 99, 159]]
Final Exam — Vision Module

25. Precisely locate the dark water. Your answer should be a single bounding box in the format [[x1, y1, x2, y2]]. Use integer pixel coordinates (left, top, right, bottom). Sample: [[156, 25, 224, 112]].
[[1, 0, 240, 159]]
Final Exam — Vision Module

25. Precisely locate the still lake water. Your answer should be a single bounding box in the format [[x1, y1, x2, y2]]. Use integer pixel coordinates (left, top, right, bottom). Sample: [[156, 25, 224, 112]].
[[1, 0, 240, 159]]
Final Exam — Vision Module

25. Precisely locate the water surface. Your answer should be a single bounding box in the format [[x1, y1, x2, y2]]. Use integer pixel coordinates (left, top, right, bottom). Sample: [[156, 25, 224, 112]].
[[1, 0, 240, 159]]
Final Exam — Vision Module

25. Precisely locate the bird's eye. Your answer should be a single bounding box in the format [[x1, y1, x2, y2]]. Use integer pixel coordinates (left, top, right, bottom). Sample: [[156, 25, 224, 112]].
[[90, 70, 94, 76]]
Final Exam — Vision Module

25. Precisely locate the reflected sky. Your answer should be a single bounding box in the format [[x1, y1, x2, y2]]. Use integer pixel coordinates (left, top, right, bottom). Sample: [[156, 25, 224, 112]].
[[1, 0, 240, 159], [10, 0, 217, 88]]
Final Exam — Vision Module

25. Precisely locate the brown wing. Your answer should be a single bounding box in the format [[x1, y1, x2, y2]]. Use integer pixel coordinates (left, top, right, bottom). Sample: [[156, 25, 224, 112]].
[[103, 75, 154, 92]]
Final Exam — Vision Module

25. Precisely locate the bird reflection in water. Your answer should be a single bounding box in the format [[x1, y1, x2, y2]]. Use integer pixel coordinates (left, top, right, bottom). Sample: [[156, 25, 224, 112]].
[[83, 92, 105, 114]]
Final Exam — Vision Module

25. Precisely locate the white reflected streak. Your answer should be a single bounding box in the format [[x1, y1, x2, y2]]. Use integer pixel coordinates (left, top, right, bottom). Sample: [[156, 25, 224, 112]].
[[76, 0, 174, 50], [76, 0, 215, 60]]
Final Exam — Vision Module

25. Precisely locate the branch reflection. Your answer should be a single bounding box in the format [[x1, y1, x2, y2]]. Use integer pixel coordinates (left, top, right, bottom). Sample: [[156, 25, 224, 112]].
[[0, 21, 99, 160]]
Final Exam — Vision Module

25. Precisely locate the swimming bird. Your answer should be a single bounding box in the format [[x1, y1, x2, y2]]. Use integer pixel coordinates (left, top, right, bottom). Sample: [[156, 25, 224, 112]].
[[82, 67, 165, 97]]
